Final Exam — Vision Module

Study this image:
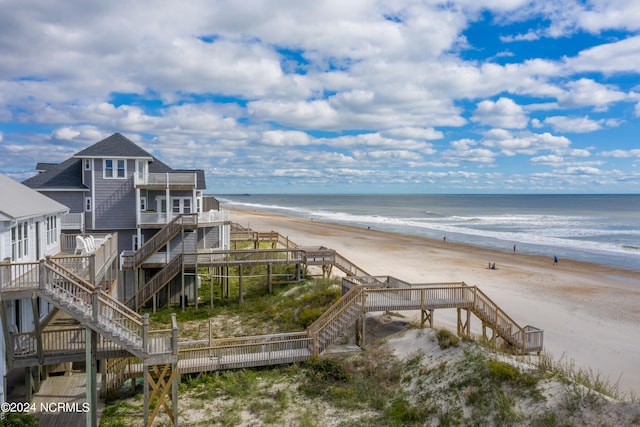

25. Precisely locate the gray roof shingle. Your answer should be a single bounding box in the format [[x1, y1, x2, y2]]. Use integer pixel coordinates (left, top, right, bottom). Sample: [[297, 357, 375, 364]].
[[74, 133, 154, 159]]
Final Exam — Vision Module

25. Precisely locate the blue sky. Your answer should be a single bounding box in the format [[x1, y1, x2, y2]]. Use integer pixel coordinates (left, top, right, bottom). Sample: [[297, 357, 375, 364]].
[[1, 0, 640, 194]]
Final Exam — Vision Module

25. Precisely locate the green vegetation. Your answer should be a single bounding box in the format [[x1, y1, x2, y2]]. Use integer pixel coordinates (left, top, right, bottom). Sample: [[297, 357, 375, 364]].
[[101, 273, 639, 426], [0, 412, 40, 427], [143, 273, 342, 339], [436, 327, 460, 349]]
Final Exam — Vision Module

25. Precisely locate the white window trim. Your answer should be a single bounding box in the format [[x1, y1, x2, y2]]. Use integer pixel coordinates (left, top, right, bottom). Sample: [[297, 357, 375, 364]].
[[140, 196, 147, 211], [46, 215, 58, 246], [84, 159, 91, 170], [103, 159, 127, 179], [85, 197, 92, 212], [11, 222, 29, 261]]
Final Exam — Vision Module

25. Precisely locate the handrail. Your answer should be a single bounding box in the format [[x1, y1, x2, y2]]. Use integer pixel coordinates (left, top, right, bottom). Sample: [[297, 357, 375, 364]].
[[308, 285, 363, 336], [333, 252, 370, 276], [471, 287, 523, 337], [121, 214, 197, 269], [125, 254, 184, 309]]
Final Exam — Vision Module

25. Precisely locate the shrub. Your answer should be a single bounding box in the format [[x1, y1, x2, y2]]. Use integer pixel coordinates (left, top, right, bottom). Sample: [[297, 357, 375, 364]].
[[437, 328, 460, 349]]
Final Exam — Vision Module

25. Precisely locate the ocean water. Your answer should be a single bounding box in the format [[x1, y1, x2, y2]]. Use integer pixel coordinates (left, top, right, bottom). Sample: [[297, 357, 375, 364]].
[[216, 194, 640, 271]]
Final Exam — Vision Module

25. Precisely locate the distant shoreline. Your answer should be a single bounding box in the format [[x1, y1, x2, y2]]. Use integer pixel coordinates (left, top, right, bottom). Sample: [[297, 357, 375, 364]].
[[226, 206, 640, 277]]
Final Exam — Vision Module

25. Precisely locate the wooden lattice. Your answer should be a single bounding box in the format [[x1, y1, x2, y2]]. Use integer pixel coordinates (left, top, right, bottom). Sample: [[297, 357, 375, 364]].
[[145, 363, 177, 427]]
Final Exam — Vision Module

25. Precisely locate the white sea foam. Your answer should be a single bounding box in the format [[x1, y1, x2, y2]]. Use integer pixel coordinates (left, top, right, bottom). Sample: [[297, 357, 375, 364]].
[[218, 195, 640, 269]]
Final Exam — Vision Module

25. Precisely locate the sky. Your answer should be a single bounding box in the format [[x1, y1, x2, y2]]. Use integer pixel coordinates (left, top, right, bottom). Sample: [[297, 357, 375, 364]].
[[1, 1, 640, 194]]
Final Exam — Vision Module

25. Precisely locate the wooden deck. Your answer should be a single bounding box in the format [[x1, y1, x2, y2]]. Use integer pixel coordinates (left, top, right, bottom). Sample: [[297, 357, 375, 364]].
[[32, 373, 104, 427]]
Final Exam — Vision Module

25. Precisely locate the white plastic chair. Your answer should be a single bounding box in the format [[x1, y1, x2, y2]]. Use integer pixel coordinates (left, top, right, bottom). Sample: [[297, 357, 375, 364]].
[[86, 235, 96, 253], [75, 235, 87, 255]]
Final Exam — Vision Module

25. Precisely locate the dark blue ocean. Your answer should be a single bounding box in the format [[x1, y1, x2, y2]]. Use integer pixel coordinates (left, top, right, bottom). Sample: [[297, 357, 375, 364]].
[[216, 194, 640, 271]]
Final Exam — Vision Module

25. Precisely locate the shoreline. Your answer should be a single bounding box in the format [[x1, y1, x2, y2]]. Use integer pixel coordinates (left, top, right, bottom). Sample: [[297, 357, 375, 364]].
[[227, 206, 640, 396]]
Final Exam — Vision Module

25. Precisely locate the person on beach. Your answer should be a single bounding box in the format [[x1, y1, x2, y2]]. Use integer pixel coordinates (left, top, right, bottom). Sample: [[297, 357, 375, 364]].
[[553, 255, 558, 266], [513, 244, 516, 253]]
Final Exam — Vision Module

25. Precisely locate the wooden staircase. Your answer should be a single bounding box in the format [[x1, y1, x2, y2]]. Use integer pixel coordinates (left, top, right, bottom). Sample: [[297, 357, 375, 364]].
[[40, 260, 145, 357], [121, 214, 197, 270], [124, 254, 184, 310], [308, 286, 365, 355]]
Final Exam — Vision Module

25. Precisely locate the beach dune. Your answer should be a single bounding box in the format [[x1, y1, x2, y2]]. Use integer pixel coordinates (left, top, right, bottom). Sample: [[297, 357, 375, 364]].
[[229, 208, 640, 396]]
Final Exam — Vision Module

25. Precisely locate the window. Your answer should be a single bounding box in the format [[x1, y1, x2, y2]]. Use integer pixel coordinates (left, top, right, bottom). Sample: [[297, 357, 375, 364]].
[[11, 222, 28, 261], [140, 197, 147, 211], [117, 160, 125, 177], [46, 216, 58, 245], [104, 159, 126, 178], [170, 198, 192, 214], [84, 159, 91, 170], [85, 197, 92, 212]]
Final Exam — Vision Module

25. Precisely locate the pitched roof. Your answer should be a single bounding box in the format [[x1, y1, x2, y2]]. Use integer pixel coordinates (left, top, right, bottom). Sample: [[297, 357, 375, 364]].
[[74, 133, 155, 159], [0, 173, 69, 221], [22, 133, 207, 190], [23, 157, 87, 190]]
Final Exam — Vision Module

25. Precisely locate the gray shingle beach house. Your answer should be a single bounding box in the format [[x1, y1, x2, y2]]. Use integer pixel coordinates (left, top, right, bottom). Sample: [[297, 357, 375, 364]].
[[22, 133, 230, 307]]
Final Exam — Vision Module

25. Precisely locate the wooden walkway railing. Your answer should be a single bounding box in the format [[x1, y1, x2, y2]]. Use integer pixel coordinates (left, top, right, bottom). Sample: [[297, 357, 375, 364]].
[[97, 278, 543, 382]]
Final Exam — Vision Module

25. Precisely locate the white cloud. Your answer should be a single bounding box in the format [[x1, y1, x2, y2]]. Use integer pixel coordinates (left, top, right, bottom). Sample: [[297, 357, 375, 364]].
[[569, 36, 640, 74], [472, 97, 528, 129], [261, 130, 312, 146], [542, 116, 602, 133], [1, 1, 640, 192], [557, 79, 627, 110]]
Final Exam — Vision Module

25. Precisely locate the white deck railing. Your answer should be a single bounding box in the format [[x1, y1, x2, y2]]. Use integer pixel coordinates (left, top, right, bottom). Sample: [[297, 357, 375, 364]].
[[61, 213, 84, 231], [135, 172, 197, 187]]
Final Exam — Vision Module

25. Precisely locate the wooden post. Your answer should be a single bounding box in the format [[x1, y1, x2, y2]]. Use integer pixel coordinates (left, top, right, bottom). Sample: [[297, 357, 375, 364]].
[[171, 313, 179, 427], [238, 266, 244, 304], [86, 327, 98, 427], [30, 294, 44, 365], [134, 268, 139, 311], [267, 264, 273, 294], [25, 367, 32, 402], [359, 291, 366, 349], [92, 286, 101, 323]]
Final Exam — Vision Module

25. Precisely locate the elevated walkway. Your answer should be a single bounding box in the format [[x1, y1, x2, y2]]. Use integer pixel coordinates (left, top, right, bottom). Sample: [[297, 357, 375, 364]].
[[111, 277, 543, 382]]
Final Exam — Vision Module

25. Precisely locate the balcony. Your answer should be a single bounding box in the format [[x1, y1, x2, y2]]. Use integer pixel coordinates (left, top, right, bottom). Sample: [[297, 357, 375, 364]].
[[135, 172, 197, 190], [139, 209, 229, 228]]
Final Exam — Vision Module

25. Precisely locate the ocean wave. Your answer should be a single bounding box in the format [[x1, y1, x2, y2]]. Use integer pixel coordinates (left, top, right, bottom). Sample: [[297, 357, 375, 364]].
[[218, 195, 640, 268]]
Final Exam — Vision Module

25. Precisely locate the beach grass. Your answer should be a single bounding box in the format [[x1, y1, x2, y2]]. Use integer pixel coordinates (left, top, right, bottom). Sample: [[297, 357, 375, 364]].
[[102, 272, 640, 426]]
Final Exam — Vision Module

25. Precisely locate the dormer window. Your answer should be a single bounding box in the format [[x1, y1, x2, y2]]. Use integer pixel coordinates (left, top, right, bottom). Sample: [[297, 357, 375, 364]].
[[104, 159, 126, 178]]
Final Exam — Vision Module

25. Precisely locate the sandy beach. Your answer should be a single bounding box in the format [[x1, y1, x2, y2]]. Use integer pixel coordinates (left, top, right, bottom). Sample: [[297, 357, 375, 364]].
[[228, 207, 640, 397]]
